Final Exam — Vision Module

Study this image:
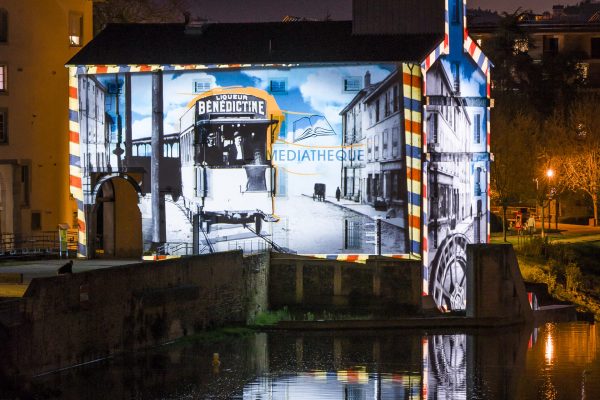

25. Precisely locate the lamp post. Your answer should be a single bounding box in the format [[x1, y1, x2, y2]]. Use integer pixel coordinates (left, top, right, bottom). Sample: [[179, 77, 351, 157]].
[[538, 168, 554, 239]]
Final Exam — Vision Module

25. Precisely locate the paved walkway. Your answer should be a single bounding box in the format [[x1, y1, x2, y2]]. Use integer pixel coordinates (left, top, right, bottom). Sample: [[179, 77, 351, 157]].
[[494, 221, 600, 244], [323, 196, 405, 228], [0, 258, 140, 282]]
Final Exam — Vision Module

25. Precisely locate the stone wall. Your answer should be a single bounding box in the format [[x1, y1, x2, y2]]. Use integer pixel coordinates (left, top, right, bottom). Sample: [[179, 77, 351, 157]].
[[0, 251, 268, 377], [269, 254, 421, 315], [466, 244, 534, 324]]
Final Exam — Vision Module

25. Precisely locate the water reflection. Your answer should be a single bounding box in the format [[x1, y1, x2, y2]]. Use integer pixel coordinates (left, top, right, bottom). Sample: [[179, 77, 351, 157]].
[[12, 323, 600, 399]]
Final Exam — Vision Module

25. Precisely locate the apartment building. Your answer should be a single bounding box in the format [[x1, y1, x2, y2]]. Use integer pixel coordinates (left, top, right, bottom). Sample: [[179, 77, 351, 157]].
[[0, 0, 92, 239]]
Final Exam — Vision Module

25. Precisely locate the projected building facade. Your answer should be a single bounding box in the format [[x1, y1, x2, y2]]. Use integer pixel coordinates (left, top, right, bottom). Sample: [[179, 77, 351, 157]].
[[67, 0, 491, 311]]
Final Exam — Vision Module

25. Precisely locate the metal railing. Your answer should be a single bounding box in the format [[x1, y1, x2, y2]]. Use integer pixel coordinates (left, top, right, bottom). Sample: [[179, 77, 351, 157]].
[[226, 239, 270, 255], [153, 242, 194, 256], [0, 230, 78, 258]]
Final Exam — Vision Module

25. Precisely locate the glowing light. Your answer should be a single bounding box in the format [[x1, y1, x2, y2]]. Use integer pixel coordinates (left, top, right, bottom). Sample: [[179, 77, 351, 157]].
[[545, 331, 554, 365], [546, 169, 555, 179]]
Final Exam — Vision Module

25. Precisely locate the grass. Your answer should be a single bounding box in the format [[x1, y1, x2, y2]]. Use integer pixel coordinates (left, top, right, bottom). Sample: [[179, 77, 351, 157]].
[[252, 307, 292, 326], [492, 229, 600, 318]]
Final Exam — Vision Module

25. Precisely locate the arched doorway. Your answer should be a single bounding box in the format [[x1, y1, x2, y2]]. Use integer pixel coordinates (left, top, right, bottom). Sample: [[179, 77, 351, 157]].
[[92, 176, 142, 258]]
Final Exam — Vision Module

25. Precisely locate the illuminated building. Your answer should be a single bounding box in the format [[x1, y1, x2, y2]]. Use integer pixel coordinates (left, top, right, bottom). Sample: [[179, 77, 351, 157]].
[[66, 0, 491, 311], [0, 0, 92, 238]]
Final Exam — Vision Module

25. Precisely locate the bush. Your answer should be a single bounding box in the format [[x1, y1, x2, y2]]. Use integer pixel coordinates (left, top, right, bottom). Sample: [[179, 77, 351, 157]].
[[565, 263, 583, 293]]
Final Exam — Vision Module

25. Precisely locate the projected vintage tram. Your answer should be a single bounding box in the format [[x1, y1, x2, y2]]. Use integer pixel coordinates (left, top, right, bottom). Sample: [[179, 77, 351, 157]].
[[180, 87, 284, 253]]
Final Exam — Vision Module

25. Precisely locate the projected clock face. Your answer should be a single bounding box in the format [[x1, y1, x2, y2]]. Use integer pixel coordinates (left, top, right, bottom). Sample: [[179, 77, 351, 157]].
[[429, 233, 468, 311]]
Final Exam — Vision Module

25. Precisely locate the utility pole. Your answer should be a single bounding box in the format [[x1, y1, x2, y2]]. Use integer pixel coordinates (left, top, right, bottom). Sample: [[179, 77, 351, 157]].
[[151, 70, 166, 248]]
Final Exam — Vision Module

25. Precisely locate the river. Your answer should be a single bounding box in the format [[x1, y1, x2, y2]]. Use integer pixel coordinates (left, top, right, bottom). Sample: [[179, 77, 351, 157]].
[[6, 322, 600, 399]]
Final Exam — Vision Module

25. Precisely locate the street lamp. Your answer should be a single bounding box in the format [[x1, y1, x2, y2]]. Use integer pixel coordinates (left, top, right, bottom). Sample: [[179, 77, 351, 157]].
[[537, 168, 555, 239]]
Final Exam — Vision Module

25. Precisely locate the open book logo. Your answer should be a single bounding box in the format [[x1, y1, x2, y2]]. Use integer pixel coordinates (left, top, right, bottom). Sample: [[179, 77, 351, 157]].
[[292, 115, 336, 143]]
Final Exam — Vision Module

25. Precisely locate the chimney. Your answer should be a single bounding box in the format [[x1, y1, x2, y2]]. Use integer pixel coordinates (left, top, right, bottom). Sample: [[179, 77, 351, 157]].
[[352, 0, 446, 35], [364, 70, 371, 88], [185, 17, 213, 35], [552, 5, 565, 18]]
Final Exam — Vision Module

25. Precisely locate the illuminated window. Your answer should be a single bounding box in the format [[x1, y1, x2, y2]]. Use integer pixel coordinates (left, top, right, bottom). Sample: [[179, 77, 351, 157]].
[[0, 64, 6, 92], [269, 79, 287, 93], [451, 62, 460, 92], [0, 108, 6, 144], [69, 12, 83, 47], [576, 63, 589, 80], [513, 38, 529, 54], [343, 77, 361, 92], [0, 9, 7, 43], [193, 79, 211, 93]]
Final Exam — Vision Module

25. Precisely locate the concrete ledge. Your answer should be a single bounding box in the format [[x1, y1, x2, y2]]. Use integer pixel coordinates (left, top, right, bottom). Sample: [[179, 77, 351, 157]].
[[0, 274, 23, 284], [271, 317, 528, 330], [534, 305, 578, 325]]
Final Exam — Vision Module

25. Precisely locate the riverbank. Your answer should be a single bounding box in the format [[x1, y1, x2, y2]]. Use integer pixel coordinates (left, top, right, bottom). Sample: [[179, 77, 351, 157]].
[[491, 223, 600, 319]]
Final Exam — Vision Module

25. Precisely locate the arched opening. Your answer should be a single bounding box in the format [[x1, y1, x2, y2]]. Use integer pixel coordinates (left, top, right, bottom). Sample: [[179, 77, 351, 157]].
[[92, 176, 142, 258]]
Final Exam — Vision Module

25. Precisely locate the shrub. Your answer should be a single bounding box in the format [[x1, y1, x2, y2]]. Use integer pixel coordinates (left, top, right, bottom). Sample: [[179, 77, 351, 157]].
[[565, 263, 583, 293]]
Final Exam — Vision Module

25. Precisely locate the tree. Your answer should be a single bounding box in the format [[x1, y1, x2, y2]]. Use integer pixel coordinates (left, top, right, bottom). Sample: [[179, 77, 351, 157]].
[[482, 8, 535, 94], [482, 9, 586, 117], [93, 0, 189, 35], [545, 97, 600, 226], [490, 109, 538, 241]]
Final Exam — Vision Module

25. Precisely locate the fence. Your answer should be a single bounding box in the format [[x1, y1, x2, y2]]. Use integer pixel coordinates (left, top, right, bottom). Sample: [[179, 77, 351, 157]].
[[0, 230, 78, 258]]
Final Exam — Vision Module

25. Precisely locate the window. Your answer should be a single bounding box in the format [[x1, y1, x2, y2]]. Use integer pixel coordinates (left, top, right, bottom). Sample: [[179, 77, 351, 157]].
[[392, 126, 399, 157], [474, 114, 481, 144], [452, 0, 461, 23], [375, 100, 380, 122], [543, 36, 559, 56], [384, 92, 390, 117], [513, 38, 529, 54], [269, 79, 287, 93], [367, 138, 372, 160], [393, 85, 399, 112], [31, 211, 41, 231], [576, 62, 590, 80], [0, 64, 6, 92], [382, 129, 388, 158], [193, 79, 212, 93], [69, 12, 83, 47], [0, 9, 7, 43], [0, 108, 6, 144], [451, 62, 460, 93], [374, 134, 379, 160], [591, 38, 600, 59], [343, 77, 361, 92], [21, 164, 30, 206]]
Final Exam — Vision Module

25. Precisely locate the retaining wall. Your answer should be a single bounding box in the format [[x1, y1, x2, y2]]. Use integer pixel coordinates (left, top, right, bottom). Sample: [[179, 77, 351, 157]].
[[0, 251, 268, 377], [269, 254, 422, 315]]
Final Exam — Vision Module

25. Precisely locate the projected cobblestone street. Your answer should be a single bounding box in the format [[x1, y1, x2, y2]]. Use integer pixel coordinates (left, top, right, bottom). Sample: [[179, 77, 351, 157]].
[[272, 195, 406, 254]]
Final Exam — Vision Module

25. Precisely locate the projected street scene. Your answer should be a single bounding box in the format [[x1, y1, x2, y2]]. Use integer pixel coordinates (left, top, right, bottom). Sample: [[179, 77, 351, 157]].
[[78, 65, 410, 256]]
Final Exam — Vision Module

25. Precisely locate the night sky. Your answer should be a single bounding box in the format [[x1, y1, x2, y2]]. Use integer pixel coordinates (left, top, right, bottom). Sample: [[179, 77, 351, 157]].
[[188, 0, 584, 22]]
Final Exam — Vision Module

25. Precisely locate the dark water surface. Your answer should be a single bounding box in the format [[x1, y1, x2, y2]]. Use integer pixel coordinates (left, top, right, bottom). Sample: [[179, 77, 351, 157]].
[[9, 322, 600, 399]]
